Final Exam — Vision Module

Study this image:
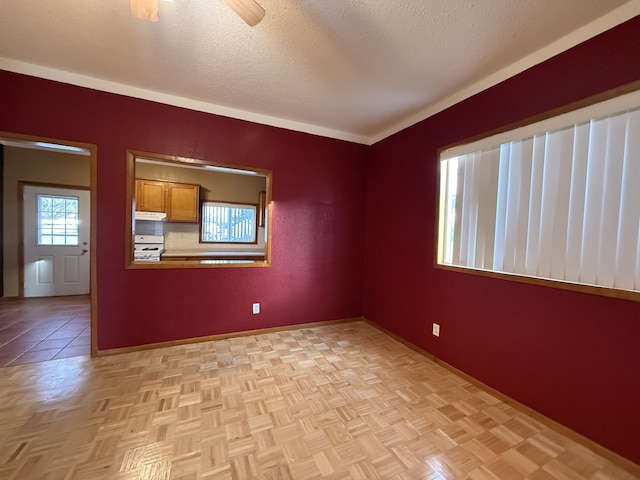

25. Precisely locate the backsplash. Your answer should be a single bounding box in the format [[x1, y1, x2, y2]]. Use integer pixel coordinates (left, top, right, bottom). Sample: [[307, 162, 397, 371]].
[[135, 220, 266, 253]]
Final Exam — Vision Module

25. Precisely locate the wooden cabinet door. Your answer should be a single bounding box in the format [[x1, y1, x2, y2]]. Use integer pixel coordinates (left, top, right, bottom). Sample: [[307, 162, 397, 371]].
[[136, 179, 165, 212], [166, 182, 200, 222]]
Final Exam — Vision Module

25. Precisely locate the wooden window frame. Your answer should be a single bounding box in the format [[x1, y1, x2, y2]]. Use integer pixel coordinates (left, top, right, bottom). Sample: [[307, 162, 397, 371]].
[[199, 200, 259, 245], [434, 80, 640, 303]]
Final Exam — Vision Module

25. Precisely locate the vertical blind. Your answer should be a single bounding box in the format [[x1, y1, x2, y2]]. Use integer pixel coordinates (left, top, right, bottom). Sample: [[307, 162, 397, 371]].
[[201, 202, 257, 243], [439, 93, 640, 292]]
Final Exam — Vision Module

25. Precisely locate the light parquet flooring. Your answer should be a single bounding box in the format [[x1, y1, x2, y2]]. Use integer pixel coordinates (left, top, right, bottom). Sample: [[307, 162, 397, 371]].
[[0, 321, 636, 480]]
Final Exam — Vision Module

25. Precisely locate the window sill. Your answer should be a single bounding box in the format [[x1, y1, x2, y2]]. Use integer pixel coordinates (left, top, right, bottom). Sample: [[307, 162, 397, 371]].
[[435, 263, 640, 303]]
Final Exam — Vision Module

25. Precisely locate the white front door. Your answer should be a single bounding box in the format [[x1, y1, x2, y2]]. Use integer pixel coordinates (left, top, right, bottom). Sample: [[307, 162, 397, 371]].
[[23, 185, 90, 297]]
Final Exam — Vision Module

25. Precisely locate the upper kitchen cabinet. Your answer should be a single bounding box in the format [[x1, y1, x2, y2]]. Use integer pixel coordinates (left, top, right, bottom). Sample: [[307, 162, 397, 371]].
[[136, 179, 165, 212], [165, 182, 200, 222], [135, 178, 200, 222]]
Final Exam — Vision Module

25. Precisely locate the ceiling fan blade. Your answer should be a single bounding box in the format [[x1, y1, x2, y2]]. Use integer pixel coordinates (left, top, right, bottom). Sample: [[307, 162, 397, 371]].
[[224, 0, 265, 26], [130, 0, 159, 22]]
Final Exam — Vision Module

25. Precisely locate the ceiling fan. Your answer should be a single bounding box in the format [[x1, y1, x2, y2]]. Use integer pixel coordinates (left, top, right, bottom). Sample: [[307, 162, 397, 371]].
[[129, 0, 265, 26]]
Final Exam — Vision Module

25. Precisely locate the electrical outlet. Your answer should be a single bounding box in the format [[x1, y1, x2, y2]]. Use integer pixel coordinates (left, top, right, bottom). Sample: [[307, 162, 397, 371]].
[[432, 323, 440, 337], [252, 303, 260, 314]]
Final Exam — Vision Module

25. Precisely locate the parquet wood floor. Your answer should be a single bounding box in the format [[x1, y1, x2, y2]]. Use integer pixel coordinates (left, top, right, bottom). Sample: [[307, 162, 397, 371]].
[[0, 321, 636, 480]]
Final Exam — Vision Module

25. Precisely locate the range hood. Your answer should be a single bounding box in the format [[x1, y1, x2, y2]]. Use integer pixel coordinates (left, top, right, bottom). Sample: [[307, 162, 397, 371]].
[[135, 211, 167, 221]]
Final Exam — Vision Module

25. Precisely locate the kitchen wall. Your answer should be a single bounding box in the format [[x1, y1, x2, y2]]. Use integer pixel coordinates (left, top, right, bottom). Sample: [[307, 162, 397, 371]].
[[363, 16, 640, 464], [0, 68, 368, 353], [2, 147, 90, 296], [135, 161, 267, 253]]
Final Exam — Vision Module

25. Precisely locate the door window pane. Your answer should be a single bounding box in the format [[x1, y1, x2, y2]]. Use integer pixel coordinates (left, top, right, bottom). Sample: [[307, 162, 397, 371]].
[[37, 194, 80, 245]]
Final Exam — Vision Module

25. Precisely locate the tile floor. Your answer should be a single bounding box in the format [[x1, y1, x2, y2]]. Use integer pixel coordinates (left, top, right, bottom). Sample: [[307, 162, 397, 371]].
[[0, 295, 90, 367]]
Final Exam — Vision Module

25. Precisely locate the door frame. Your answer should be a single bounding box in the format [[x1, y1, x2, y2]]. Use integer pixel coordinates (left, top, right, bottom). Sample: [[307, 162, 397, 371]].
[[19, 181, 91, 297], [3, 131, 98, 357]]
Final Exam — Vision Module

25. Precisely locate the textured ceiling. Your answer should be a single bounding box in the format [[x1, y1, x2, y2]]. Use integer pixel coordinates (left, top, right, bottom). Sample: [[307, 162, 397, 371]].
[[1, 1, 638, 144]]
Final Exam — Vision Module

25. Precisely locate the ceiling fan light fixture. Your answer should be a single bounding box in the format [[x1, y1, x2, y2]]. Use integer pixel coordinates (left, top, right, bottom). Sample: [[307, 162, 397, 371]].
[[130, 0, 159, 22], [224, 0, 265, 26]]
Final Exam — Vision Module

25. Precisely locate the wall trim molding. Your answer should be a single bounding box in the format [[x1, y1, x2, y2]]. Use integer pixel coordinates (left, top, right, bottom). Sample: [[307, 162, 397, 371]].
[[0, 58, 370, 146], [369, 2, 640, 144], [2, 2, 637, 146], [361, 317, 640, 477], [96, 317, 359, 357]]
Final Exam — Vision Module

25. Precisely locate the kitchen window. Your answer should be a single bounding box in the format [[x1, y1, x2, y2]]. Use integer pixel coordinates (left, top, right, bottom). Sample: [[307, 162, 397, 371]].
[[437, 86, 640, 300], [200, 201, 258, 244]]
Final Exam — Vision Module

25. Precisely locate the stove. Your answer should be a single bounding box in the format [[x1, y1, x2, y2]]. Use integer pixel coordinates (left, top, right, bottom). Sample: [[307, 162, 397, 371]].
[[134, 234, 164, 261]]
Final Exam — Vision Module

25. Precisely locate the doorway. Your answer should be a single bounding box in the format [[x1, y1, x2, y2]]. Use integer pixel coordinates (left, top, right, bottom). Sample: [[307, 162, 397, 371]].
[[21, 184, 90, 297], [0, 132, 97, 361]]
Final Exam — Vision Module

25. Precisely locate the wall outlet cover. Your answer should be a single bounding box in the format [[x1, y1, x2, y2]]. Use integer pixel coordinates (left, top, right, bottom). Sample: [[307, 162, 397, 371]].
[[252, 303, 260, 314], [432, 323, 440, 337]]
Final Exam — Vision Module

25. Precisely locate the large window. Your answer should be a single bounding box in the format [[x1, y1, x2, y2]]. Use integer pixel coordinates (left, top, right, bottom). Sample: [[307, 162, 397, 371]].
[[201, 202, 257, 243], [437, 88, 640, 297]]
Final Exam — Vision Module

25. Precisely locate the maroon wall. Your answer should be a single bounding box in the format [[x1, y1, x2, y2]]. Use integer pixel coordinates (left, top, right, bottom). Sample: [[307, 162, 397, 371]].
[[3, 14, 640, 467], [363, 17, 640, 464], [0, 70, 368, 350]]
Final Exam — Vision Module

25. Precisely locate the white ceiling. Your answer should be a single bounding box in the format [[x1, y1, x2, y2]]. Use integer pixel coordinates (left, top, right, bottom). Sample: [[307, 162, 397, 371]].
[[1, 1, 638, 145]]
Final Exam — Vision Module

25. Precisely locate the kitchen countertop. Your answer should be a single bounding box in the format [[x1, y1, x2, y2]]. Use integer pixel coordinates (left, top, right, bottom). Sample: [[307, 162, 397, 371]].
[[161, 250, 265, 257]]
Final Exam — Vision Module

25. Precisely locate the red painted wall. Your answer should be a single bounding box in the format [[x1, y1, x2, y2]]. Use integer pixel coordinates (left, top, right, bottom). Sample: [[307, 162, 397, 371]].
[[0, 70, 368, 350], [363, 17, 640, 464], [2, 14, 640, 467]]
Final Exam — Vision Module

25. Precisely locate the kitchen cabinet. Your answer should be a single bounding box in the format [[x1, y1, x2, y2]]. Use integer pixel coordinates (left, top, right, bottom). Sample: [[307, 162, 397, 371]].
[[136, 179, 165, 213], [165, 182, 200, 222], [135, 179, 200, 222]]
